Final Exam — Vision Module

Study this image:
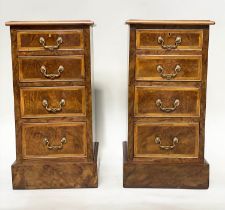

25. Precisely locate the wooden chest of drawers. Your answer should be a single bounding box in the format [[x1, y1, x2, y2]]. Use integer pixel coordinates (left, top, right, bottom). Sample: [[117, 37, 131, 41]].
[[123, 20, 214, 188], [6, 21, 98, 189]]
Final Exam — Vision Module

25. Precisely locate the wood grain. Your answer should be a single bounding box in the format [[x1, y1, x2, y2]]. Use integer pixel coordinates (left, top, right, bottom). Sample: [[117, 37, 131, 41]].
[[126, 20, 215, 25], [12, 142, 98, 189], [127, 26, 136, 160], [123, 142, 209, 188], [20, 86, 86, 118], [136, 29, 203, 50], [22, 122, 87, 159], [135, 55, 202, 81], [18, 55, 85, 82], [17, 30, 84, 51], [124, 20, 213, 188], [7, 21, 98, 189], [134, 86, 200, 117], [134, 122, 199, 158], [6, 20, 94, 26]]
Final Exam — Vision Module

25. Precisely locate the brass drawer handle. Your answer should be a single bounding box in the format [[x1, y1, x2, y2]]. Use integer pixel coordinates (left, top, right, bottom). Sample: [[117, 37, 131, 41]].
[[42, 99, 65, 113], [39, 36, 63, 50], [43, 137, 67, 150], [157, 36, 182, 50], [156, 99, 180, 112], [155, 136, 179, 150], [40, 65, 64, 80], [157, 64, 181, 80]]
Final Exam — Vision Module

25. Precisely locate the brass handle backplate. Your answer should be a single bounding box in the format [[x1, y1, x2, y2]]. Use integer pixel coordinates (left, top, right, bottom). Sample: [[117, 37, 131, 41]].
[[43, 137, 67, 150], [156, 99, 180, 112], [40, 65, 64, 79], [155, 136, 179, 150], [157, 64, 181, 80], [42, 99, 65, 113], [39, 36, 63, 50], [157, 36, 182, 50]]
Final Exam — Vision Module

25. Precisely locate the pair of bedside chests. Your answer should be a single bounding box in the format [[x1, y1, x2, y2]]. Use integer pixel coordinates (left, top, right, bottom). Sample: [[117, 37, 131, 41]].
[[5, 20, 214, 189]]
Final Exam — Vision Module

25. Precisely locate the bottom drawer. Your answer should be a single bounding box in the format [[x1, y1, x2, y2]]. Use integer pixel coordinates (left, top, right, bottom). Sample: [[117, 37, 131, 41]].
[[22, 122, 87, 159], [134, 122, 199, 158]]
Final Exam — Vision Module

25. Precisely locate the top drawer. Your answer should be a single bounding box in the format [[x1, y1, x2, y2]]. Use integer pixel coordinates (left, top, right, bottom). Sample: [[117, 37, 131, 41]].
[[136, 29, 203, 50], [17, 30, 84, 51]]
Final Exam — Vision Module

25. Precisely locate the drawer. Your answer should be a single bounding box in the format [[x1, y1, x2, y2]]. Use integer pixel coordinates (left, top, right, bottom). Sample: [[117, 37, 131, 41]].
[[136, 29, 203, 50], [17, 30, 84, 51], [134, 122, 199, 158], [18, 55, 85, 82], [136, 55, 202, 81], [22, 122, 87, 159], [134, 86, 200, 117], [20, 86, 86, 118]]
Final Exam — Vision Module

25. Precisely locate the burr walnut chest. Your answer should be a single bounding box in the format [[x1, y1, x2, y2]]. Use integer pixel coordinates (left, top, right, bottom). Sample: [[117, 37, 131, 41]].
[[6, 20, 98, 189], [123, 20, 214, 188]]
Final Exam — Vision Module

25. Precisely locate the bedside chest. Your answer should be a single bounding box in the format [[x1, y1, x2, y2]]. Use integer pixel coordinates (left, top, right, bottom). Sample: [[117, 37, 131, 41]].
[[6, 20, 98, 189], [123, 20, 214, 188]]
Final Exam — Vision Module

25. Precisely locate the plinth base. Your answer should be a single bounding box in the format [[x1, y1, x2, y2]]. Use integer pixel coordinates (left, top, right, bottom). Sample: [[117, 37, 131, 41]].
[[12, 142, 99, 189], [123, 141, 209, 189]]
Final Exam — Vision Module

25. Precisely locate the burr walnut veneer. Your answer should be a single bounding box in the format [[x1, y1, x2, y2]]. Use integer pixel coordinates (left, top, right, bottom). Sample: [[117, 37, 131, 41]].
[[123, 20, 214, 188], [6, 20, 98, 189]]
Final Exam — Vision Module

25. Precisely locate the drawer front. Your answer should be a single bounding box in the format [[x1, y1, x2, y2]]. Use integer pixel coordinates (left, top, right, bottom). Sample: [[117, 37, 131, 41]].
[[134, 86, 200, 117], [20, 86, 86, 118], [17, 30, 84, 51], [136, 55, 202, 81], [22, 122, 87, 158], [136, 29, 203, 50], [134, 122, 199, 158], [18, 55, 85, 82]]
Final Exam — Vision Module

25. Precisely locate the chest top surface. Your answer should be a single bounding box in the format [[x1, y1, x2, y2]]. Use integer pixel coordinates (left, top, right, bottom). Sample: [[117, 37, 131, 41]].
[[126, 20, 215, 25], [5, 20, 94, 26]]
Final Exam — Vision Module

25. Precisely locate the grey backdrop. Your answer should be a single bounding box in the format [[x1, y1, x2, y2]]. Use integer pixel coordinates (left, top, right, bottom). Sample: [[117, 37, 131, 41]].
[[0, 0, 224, 209]]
